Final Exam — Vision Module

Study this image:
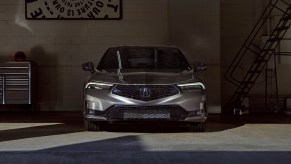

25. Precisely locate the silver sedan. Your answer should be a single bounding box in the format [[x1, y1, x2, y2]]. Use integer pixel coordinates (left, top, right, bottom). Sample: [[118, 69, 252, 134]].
[[82, 46, 207, 131]]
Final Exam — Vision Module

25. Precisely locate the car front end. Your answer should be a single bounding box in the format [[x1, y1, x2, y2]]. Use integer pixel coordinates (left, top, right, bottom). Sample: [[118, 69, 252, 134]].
[[82, 46, 208, 131]]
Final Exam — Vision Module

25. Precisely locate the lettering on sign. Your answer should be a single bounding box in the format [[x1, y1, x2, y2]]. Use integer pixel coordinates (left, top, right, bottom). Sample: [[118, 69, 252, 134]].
[[25, 0, 122, 19]]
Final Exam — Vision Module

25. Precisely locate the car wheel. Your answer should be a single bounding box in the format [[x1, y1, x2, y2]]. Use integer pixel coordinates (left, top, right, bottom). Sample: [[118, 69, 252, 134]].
[[84, 119, 102, 131], [190, 122, 206, 132]]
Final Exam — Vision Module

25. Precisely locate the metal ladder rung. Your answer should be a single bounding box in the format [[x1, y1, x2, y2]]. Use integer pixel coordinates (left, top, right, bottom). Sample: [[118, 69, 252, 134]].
[[247, 70, 260, 74], [242, 80, 256, 84], [275, 26, 289, 31], [250, 43, 261, 49], [281, 15, 291, 21], [267, 37, 281, 42], [235, 91, 248, 95], [261, 48, 275, 52], [255, 59, 268, 63], [244, 46, 260, 55]]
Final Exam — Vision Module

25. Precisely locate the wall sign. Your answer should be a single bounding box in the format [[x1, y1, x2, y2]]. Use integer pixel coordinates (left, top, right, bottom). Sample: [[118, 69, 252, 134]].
[[25, 0, 122, 20]]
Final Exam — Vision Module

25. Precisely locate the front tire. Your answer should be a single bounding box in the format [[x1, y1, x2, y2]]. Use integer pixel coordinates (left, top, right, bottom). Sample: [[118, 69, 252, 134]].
[[84, 119, 102, 131], [190, 122, 206, 132]]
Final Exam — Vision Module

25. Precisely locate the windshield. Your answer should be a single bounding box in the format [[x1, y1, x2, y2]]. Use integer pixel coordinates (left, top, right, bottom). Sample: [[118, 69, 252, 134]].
[[97, 47, 191, 70]]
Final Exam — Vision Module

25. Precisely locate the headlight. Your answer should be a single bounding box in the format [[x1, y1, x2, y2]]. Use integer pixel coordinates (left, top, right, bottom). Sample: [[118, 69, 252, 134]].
[[177, 82, 206, 90], [85, 82, 114, 90]]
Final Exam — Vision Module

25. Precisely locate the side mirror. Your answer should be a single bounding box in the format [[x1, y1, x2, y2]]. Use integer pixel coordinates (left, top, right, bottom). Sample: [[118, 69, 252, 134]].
[[82, 62, 95, 74], [193, 63, 207, 72]]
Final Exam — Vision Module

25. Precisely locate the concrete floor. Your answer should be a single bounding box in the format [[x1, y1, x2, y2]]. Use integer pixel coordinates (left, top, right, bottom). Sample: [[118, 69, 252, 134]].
[[0, 112, 291, 164]]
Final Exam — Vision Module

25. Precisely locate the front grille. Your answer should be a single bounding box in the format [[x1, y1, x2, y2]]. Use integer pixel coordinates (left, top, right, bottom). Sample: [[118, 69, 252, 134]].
[[112, 85, 179, 101], [105, 106, 188, 120]]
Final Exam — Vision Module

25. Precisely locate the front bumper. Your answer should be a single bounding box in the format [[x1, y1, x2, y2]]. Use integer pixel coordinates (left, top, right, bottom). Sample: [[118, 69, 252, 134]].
[[85, 114, 207, 123], [84, 105, 207, 122], [84, 86, 207, 123]]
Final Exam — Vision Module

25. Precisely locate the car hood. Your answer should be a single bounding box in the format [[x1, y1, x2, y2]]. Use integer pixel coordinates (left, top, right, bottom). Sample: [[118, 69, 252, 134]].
[[89, 69, 202, 84]]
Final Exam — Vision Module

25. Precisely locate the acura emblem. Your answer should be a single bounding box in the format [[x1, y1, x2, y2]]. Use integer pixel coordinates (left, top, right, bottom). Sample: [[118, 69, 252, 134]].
[[139, 87, 151, 98]]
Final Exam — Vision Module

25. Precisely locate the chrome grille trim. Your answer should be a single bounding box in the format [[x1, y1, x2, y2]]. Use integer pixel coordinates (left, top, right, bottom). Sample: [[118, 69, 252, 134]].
[[112, 85, 179, 101]]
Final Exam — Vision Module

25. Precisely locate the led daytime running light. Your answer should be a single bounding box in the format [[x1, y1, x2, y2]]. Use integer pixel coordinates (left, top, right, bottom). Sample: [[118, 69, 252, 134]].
[[85, 82, 113, 89], [178, 82, 205, 89]]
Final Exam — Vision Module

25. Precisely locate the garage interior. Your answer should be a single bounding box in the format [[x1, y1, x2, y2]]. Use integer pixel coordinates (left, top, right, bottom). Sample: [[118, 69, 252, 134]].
[[0, 0, 291, 163]]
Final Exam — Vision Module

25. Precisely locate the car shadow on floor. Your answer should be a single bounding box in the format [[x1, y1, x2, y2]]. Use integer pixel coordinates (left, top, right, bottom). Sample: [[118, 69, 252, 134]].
[[1, 112, 290, 142], [98, 121, 244, 133], [0, 121, 243, 143], [0, 112, 245, 142]]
